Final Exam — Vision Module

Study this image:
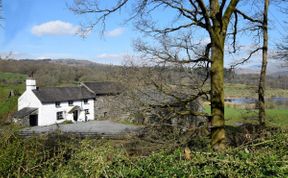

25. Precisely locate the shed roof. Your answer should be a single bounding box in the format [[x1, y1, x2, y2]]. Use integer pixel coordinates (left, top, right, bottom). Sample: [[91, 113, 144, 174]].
[[32, 86, 95, 103], [14, 107, 38, 118], [82, 82, 123, 95]]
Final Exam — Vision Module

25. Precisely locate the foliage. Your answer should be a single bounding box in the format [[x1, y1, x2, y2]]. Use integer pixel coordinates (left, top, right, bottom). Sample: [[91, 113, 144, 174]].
[[0, 128, 76, 177], [50, 140, 126, 178], [81, 129, 288, 177], [0, 126, 287, 177], [0, 72, 26, 124]]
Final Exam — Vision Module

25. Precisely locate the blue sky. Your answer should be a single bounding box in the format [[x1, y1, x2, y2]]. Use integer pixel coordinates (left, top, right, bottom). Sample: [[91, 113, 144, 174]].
[[0, 0, 287, 68], [0, 0, 137, 64]]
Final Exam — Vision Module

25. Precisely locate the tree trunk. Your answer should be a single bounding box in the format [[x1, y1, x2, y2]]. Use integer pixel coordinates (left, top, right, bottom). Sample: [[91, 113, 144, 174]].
[[258, 0, 269, 126], [210, 34, 225, 151]]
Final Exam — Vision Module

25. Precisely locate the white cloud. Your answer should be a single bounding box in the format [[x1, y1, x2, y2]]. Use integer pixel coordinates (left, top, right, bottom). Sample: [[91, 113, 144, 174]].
[[104, 27, 125, 37], [0, 51, 34, 59], [31, 20, 79, 36], [96, 53, 124, 60]]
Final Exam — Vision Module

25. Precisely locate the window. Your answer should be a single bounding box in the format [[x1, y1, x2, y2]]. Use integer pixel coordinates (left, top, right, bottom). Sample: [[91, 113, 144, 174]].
[[84, 99, 88, 104], [68, 101, 73, 106], [56, 112, 64, 120], [55, 102, 61, 108], [85, 109, 89, 115]]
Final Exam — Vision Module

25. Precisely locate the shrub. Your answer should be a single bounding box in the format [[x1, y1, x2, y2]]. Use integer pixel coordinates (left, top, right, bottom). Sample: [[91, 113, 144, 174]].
[[0, 128, 76, 177], [0, 127, 287, 177]]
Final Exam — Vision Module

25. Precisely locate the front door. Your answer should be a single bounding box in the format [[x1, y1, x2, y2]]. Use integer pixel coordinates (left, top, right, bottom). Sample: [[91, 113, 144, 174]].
[[29, 115, 38, 126], [73, 110, 78, 121]]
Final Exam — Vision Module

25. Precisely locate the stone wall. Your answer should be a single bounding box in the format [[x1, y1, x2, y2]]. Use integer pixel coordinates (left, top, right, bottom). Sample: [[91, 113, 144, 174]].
[[13, 116, 30, 126], [93, 92, 207, 129], [94, 95, 129, 120]]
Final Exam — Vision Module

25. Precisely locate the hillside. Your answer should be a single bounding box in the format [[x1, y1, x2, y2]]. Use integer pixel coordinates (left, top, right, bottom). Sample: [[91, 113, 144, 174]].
[[0, 59, 120, 87], [0, 72, 26, 125]]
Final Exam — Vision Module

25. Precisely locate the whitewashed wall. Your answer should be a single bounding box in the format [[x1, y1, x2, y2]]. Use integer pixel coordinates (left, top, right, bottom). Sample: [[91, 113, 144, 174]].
[[18, 89, 95, 126], [18, 90, 42, 110], [39, 99, 95, 126], [18, 79, 96, 126]]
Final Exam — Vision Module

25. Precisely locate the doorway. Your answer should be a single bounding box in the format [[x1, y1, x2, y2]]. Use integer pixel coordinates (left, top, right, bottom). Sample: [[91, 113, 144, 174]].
[[29, 115, 38, 126], [73, 110, 78, 121]]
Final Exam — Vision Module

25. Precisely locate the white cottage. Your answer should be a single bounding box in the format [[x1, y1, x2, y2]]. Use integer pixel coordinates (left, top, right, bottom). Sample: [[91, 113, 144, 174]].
[[14, 79, 96, 126]]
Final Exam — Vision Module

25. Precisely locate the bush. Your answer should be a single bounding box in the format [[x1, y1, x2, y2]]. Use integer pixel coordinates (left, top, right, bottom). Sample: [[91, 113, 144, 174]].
[[0, 128, 76, 177], [0, 127, 287, 177], [102, 131, 288, 177]]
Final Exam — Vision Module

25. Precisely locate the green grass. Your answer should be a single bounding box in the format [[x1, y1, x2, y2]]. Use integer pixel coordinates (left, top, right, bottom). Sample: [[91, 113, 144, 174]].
[[204, 106, 288, 128], [0, 72, 26, 124], [224, 83, 256, 98], [224, 83, 288, 98]]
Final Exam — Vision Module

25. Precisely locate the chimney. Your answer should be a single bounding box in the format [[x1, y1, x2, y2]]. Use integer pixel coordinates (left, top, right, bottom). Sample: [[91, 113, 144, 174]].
[[26, 79, 36, 91]]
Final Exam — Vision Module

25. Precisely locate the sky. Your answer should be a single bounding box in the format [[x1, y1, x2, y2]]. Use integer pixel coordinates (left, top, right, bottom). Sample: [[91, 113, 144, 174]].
[[0, 0, 287, 68], [0, 0, 137, 64]]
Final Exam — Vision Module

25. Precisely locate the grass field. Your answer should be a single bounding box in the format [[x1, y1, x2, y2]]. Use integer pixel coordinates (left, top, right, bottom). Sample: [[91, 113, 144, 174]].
[[0, 72, 26, 124], [224, 83, 288, 98], [203, 83, 288, 127], [204, 105, 288, 128]]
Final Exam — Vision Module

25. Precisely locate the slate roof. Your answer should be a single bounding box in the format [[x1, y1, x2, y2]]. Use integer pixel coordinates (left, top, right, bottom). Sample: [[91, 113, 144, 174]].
[[32, 86, 95, 103], [14, 107, 38, 118], [82, 82, 123, 95], [68, 105, 81, 113]]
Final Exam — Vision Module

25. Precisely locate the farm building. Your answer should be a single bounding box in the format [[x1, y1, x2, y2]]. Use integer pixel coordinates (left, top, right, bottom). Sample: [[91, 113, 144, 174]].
[[13, 79, 121, 126]]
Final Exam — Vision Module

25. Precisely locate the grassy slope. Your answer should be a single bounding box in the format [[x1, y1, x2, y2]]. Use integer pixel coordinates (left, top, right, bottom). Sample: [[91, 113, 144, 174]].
[[225, 83, 288, 98], [0, 72, 26, 124]]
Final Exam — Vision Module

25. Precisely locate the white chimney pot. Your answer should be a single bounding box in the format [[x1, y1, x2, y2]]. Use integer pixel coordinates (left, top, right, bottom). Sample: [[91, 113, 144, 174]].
[[26, 79, 36, 91]]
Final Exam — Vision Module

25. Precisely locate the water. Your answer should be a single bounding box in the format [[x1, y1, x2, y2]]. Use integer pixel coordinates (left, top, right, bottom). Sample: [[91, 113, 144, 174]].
[[225, 97, 288, 109]]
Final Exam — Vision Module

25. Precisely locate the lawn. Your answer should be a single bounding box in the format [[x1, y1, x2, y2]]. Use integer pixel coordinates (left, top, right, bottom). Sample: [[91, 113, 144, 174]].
[[204, 105, 288, 128], [0, 72, 26, 124], [202, 83, 288, 127], [224, 83, 288, 98]]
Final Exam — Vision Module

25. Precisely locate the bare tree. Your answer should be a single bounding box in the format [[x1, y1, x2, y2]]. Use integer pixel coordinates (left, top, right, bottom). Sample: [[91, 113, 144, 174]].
[[275, 1, 288, 61], [277, 38, 288, 61], [70, 0, 265, 150], [258, 0, 269, 126]]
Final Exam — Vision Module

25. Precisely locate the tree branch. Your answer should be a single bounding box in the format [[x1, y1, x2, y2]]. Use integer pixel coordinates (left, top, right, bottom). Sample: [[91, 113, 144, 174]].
[[230, 47, 262, 69], [235, 9, 262, 24]]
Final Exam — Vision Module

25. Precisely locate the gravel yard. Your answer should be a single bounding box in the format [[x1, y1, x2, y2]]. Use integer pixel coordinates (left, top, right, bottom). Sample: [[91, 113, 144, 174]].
[[20, 120, 142, 137]]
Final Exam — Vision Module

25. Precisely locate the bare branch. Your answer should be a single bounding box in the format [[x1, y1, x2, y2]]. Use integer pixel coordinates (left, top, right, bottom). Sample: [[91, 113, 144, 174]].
[[235, 9, 262, 24], [230, 47, 262, 69], [232, 11, 238, 53], [195, 0, 212, 33], [70, 0, 129, 34], [223, 0, 239, 30]]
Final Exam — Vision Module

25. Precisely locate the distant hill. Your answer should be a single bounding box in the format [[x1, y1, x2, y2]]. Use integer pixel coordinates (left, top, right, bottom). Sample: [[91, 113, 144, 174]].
[[17, 58, 108, 67], [234, 61, 288, 75], [270, 70, 288, 77], [50, 59, 106, 67], [0, 58, 120, 87], [234, 68, 259, 74]]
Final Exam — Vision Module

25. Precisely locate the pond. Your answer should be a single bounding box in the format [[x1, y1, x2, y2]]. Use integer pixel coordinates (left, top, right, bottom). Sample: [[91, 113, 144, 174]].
[[225, 97, 288, 109]]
